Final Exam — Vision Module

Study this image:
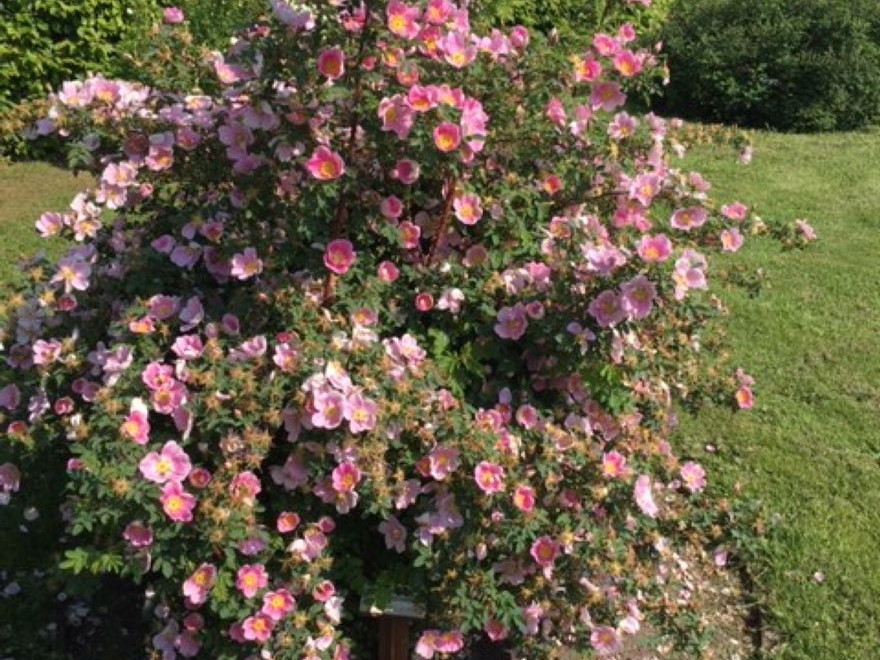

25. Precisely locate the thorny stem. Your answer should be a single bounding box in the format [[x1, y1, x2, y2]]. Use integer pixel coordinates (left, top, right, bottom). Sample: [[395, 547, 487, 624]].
[[426, 173, 458, 267], [325, 4, 372, 303]]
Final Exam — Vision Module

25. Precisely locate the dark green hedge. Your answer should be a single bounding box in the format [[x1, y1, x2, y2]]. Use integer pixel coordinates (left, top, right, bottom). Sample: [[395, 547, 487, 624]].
[[657, 0, 880, 132]]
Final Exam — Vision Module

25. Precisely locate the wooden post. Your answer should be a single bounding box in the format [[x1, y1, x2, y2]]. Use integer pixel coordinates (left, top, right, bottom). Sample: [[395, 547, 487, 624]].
[[361, 593, 423, 660], [378, 615, 411, 660]]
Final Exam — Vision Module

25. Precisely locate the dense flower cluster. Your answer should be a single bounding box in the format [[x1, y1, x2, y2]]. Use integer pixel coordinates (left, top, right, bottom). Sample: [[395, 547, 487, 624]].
[[0, 1, 816, 658]]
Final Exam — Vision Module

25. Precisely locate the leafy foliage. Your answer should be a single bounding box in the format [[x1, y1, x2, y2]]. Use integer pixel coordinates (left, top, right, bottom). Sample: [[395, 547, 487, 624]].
[[0, 1, 815, 658], [657, 0, 880, 132]]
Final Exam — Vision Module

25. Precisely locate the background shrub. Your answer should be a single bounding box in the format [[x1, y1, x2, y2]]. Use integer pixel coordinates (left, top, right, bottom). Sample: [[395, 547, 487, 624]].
[[171, 0, 267, 49], [0, 0, 158, 110], [657, 0, 880, 132], [470, 0, 674, 42]]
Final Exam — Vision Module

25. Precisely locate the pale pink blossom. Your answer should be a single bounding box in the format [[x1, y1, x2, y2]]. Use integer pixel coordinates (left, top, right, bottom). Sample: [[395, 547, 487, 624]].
[[721, 202, 748, 221], [637, 233, 672, 263], [139, 441, 192, 483], [183, 563, 217, 605], [494, 304, 528, 340], [671, 206, 709, 232], [344, 393, 378, 433], [428, 446, 460, 480], [601, 451, 629, 479], [163, 7, 185, 23], [591, 626, 622, 656], [312, 390, 346, 429], [230, 247, 263, 280], [588, 290, 627, 327], [621, 275, 657, 320], [379, 516, 407, 552], [591, 81, 626, 112], [121, 399, 151, 445], [453, 193, 483, 225], [721, 228, 744, 252], [680, 461, 707, 493], [634, 475, 658, 518]]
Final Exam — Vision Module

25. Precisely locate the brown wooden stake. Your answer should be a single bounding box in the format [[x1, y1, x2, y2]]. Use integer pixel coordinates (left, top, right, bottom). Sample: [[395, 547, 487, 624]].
[[378, 616, 411, 660]]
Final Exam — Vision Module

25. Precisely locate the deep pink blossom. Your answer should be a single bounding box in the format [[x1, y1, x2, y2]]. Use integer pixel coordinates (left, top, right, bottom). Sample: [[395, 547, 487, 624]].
[[160, 481, 197, 522], [122, 520, 153, 547], [331, 461, 362, 493], [306, 146, 345, 181], [242, 613, 274, 642], [474, 461, 505, 494], [529, 536, 560, 567], [262, 589, 296, 621], [236, 564, 269, 599], [324, 239, 356, 275], [317, 47, 346, 80], [433, 122, 461, 152]]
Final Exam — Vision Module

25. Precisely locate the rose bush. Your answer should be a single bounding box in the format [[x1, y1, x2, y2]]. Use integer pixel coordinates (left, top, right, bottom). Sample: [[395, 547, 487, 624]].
[[0, 1, 816, 658]]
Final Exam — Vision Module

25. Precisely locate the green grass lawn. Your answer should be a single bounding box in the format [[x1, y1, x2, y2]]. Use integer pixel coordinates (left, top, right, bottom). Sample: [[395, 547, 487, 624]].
[[0, 161, 88, 285], [679, 129, 880, 659], [1, 129, 878, 658]]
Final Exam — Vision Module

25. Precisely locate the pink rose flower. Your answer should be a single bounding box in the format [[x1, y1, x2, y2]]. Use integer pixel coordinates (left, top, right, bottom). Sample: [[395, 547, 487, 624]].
[[633, 475, 658, 518], [261, 588, 296, 621], [324, 239, 356, 275], [183, 563, 217, 605], [433, 122, 461, 152], [317, 47, 346, 80], [512, 485, 536, 512], [122, 520, 153, 547], [530, 535, 560, 567], [474, 461, 505, 495], [378, 516, 407, 553], [242, 613, 274, 643], [163, 7, 185, 24], [139, 441, 192, 484], [306, 146, 345, 181], [236, 564, 269, 599], [160, 481, 197, 522], [680, 461, 707, 493], [331, 461, 362, 493], [494, 304, 528, 340]]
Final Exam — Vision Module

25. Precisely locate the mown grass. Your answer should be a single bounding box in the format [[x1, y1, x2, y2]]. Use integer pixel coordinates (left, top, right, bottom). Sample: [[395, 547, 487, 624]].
[[1, 128, 878, 658], [679, 129, 880, 659], [0, 161, 87, 285]]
